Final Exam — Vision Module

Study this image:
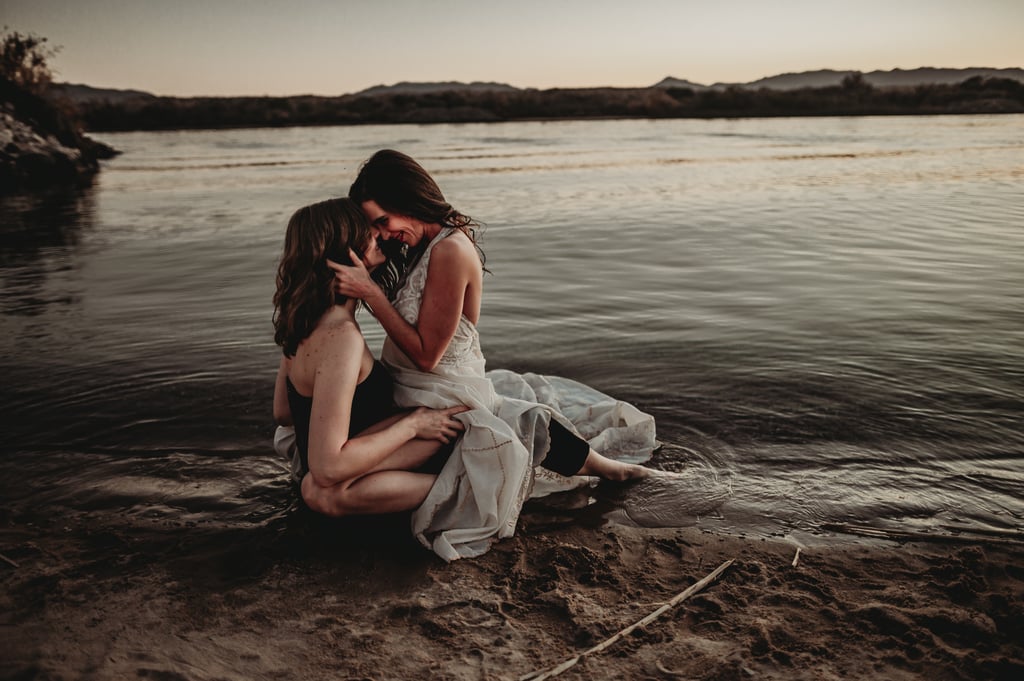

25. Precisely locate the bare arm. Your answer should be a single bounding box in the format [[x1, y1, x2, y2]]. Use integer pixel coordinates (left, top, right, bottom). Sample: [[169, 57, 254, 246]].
[[305, 325, 466, 487], [330, 236, 481, 371], [273, 355, 293, 426]]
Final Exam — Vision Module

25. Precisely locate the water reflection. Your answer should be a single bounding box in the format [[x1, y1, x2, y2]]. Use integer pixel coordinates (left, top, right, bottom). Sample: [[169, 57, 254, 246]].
[[0, 187, 96, 316]]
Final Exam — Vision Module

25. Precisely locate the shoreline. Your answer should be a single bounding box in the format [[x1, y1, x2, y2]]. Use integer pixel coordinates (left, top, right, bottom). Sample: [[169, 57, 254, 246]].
[[79, 109, 1024, 136], [2, 504, 1021, 680]]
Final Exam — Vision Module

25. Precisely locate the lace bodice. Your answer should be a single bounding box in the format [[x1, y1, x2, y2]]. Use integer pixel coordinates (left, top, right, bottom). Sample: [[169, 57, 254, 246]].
[[387, 227, 484, 368]]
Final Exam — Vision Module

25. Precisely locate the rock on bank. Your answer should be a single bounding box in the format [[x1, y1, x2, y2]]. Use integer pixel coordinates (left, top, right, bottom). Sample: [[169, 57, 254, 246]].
[[1, 78, 117, 192]]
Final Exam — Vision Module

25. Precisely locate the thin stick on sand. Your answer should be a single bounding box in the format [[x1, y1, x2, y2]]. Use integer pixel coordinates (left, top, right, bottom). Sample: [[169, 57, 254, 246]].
[[0, 552, 19, 568], [791, 547, 802, 567], [519, 558, 734, 681]]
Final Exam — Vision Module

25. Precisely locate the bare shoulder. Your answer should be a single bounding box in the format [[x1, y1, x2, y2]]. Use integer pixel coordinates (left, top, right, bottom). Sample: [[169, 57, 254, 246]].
[[305, 309, 364, 359], [432, 229, 482, 271], [289, 309, 364, 392]]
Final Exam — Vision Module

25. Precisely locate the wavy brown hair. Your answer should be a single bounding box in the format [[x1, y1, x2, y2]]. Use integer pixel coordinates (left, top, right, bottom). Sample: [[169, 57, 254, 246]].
[[348, 149, 486, 270], [273, 197, 397, 357]]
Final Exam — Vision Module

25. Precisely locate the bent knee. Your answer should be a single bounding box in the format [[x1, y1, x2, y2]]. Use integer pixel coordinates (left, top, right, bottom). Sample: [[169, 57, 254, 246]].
[[300, 474, 356, 518]]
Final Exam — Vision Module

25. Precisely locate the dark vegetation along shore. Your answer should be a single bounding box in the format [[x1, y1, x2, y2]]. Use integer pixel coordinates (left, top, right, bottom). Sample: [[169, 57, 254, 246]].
[[0, 30, 117, 193], [57, 68, 1024, 132]]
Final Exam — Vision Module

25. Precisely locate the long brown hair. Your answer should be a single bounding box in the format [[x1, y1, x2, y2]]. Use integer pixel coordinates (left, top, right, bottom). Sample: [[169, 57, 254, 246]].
[[272, 198, 374, 357], [349, 149, 486, 269]]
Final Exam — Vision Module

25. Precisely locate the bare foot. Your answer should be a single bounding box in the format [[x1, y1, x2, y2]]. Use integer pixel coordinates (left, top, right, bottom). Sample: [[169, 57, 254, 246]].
[[618, 462, 654, 481], [578, 450, 653, 481]]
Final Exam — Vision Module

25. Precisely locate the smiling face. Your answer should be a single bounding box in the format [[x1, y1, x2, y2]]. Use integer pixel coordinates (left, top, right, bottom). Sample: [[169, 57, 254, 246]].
[[361, 200, 429, 248], [360, 226, 386, 270]]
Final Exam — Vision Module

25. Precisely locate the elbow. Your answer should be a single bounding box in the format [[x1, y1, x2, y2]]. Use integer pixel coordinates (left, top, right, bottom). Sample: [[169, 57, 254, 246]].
[[306, 465, 345, 489], [272, 388, 292, 426], [413, 354, 441, 372], [306, 449, 354, 488]]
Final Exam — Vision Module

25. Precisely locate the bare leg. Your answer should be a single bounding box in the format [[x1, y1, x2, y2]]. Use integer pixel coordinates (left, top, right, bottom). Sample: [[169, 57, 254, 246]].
[[302, 469, 436, 516], [301, 435, 446, 516], [576, 448, 653, 481], [364, 437, 445, 474], [353, 412, 450, 473]]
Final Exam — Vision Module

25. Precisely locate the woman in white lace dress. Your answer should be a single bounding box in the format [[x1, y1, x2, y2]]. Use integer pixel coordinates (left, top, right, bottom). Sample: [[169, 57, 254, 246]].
[[331, 150, 658, 560]]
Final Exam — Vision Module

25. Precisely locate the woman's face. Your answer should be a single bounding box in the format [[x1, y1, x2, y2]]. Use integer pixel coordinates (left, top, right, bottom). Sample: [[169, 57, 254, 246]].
[[360, 226, 386, 270], [361, 200, 424, 247]]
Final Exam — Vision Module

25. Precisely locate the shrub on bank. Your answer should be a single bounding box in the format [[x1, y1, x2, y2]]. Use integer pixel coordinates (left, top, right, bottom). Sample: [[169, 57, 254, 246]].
[[1, 29, 117, 193]]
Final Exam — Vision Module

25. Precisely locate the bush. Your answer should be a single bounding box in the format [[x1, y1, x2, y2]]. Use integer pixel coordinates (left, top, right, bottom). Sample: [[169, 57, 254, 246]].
[[1, 26, 59, 96]]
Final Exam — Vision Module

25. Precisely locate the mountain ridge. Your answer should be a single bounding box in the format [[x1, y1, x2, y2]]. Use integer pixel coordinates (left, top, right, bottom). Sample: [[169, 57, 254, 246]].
[[704, 67, 1024, 91], [51, 66, 1024, 102], [353, 81, 521, 97]]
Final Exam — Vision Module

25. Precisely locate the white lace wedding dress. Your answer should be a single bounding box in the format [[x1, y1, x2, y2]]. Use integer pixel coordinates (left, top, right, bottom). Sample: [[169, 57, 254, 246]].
[[383, 227, 657, 561]]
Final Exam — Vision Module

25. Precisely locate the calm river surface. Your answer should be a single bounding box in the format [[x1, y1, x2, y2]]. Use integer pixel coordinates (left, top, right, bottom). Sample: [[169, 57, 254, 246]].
[[1, 115, 1022, 547]]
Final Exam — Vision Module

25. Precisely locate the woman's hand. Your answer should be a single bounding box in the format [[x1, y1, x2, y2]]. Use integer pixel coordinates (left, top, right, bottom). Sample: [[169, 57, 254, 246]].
[[408, 405, 470, 443], [327, 249, 380, 302]]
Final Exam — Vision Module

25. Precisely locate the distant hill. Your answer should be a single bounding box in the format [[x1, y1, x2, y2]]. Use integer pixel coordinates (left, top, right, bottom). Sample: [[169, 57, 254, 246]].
[[354, 81, 521, 97], [684, 67, 1024, 91], [49, 68, 1024, 106], [49, 82, 157, 104], [652, 76, 709, 91], [357, 69, 1024, 96], [46, 66, 1024, 132]]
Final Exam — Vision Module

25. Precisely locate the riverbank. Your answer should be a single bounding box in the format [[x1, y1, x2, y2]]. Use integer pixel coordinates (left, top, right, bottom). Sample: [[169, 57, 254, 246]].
[[2, 502, 1020, 680], [1, 77, 117, 192]]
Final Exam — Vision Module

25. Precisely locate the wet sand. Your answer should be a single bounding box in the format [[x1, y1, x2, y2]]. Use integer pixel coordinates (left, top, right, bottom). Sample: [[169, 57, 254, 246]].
[[2, 498, 1022, 681]]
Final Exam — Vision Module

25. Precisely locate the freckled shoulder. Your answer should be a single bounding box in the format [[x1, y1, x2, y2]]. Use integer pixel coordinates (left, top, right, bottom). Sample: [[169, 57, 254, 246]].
[[308, 310, 363, 353], [290, 309, 364, 392]]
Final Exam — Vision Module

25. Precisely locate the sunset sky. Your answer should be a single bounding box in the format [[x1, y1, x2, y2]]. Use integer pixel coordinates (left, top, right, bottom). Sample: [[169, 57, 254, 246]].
[[3, 0, 1022, 97]]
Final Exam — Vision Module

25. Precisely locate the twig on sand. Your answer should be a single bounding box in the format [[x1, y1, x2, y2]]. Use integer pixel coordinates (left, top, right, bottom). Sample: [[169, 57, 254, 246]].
[[791, 547, 801, 568], [0, 552, 19, 568], [519, 559, 734, 681]]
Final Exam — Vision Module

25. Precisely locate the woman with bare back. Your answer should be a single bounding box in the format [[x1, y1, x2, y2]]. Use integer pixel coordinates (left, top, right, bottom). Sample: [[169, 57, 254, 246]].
[[271, 197, 468, 519]]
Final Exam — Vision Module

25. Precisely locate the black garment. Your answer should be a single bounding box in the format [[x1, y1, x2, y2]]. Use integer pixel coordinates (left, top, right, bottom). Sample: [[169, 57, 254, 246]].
[[541, 419, 591, 476], [286, 359, 397, 476]]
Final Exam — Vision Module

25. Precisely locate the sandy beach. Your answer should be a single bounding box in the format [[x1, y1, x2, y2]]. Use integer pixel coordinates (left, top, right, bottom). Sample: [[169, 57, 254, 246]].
[[2, 493, 1021, 681]]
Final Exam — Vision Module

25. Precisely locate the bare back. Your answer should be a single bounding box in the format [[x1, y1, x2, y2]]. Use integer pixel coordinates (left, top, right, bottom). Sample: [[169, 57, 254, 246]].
[[287, 306, 374, 397], [427, 228, 483, 327]]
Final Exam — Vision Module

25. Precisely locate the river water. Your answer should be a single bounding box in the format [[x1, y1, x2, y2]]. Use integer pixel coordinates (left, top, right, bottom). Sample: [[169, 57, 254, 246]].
[[1, 115, 1021, 548]]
